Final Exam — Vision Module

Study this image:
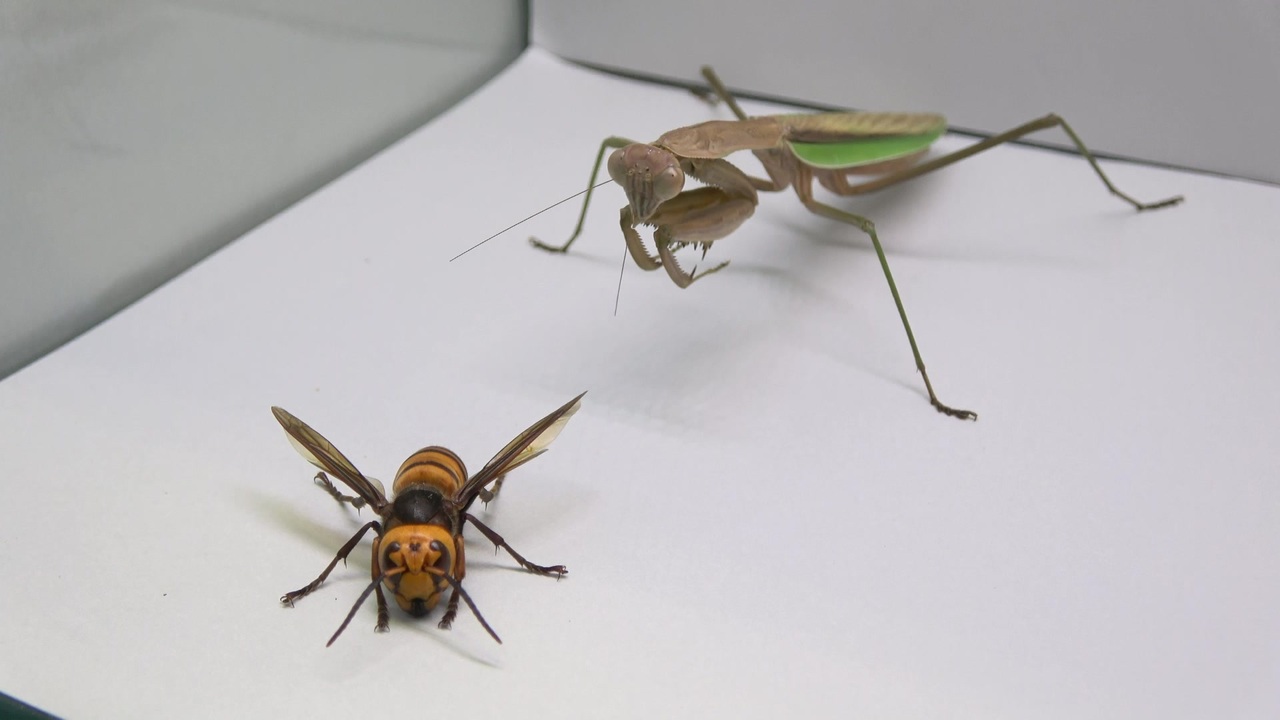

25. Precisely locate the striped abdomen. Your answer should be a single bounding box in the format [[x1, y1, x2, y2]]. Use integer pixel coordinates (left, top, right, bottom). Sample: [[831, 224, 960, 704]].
[[392, 446, 468, 497]]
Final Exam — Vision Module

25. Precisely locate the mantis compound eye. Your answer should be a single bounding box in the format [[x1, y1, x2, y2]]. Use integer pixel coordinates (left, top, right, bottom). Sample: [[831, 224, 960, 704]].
[[650, 164, 685, 204], [608, 143, 685, 222]]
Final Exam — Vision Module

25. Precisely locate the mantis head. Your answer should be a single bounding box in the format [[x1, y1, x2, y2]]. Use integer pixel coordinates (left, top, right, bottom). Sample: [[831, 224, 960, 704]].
[[608, 143, 685, 223]]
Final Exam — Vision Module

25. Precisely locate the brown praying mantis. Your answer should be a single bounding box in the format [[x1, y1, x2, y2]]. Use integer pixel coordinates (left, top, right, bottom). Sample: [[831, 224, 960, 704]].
[[484, 67, 1183, 420]]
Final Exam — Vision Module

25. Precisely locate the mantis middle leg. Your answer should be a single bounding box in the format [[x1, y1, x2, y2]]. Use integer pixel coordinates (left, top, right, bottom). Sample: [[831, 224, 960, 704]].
[[792, 165, 977, 420], [530, 136, 638, 253]]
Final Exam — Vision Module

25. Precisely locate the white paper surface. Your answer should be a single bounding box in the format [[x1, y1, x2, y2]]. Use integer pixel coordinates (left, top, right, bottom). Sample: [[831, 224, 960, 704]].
[[1, 48, 1277, 719]]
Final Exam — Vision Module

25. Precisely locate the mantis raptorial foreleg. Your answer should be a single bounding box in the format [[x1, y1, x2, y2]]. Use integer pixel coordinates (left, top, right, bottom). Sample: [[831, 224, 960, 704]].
[[619, 209, 664, 271], [654, 225, 731, 287], [536, 138, 757, 287], [623, 185, 752, 286]]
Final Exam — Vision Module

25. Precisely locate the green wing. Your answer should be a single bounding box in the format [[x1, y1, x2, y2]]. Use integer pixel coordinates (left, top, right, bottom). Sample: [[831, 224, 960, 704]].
[[781, 111, 945, 169]]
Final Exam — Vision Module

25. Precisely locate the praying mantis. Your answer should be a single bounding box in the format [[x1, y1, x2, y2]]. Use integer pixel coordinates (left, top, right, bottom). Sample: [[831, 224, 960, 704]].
[[525, 67, 1183, 420]]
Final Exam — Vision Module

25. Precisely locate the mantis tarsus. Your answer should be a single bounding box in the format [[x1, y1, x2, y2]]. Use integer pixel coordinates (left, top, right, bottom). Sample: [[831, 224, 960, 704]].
[[525, 67, 1183, 421]]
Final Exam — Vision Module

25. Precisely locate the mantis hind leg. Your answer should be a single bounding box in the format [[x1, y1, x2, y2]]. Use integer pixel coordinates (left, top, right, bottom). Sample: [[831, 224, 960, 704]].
[[530, 136, 637, 253], [695, 68, 796, 192], [818, 114, 1183, 211], [697, 66, 751, 121], [794, 171, 977, 420]]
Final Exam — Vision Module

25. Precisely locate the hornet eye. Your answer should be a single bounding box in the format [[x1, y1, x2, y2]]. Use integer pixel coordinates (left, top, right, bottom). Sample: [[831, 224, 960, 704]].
[[384, 541, 402, 566]]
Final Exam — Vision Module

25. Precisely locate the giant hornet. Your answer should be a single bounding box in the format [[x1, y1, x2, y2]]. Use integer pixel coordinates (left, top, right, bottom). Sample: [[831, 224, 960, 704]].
[[271, 392, 584, 646]]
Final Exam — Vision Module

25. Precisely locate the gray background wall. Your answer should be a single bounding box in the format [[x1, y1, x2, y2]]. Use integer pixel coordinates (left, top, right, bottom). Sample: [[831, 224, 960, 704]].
[[0, 1, 525, 379], [533, 0, 1277, 182]]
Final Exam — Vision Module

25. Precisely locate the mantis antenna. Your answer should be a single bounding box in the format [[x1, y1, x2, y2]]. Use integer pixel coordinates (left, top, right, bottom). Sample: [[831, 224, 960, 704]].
[[614, 242, 627, 316], [450, 180, 613, 262]]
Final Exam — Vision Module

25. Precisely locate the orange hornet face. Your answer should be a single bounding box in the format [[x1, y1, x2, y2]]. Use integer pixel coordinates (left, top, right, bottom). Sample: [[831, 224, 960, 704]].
[[608, 143, 685, 223], [378, 525, 457, 616]]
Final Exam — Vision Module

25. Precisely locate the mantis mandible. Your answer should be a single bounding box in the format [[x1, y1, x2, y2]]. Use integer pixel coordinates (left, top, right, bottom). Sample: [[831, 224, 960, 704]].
[[527, 67, 1183, 420]]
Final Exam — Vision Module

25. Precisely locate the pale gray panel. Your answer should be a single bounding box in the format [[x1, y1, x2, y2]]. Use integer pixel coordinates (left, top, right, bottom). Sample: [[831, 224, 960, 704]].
[[532, 0, 1278, 182], [0, 0, 525, 379]]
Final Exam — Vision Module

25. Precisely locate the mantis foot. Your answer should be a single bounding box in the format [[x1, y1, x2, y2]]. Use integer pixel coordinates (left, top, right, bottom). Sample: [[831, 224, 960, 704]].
[[933, 399, 978, 421], [528, 236, 570, 253], [1134, 195, 1184, 212]]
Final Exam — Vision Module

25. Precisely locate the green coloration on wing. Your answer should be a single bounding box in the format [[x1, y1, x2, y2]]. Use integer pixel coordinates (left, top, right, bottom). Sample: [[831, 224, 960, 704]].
[[788, 127, 945, 169]]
